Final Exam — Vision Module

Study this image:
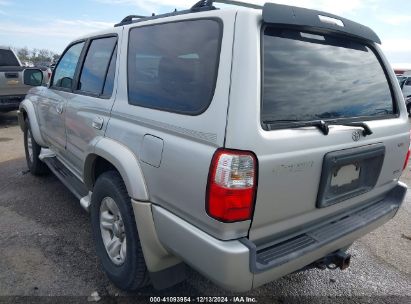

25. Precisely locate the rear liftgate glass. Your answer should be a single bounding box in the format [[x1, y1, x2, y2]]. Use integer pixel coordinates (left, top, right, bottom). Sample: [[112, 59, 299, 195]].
[[261, 27, 396, 208]]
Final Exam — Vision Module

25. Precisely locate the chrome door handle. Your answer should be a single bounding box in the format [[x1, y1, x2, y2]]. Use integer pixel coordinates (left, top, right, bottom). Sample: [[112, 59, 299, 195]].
[[92, 116, 104, 130], [56, 103, 63, 114]]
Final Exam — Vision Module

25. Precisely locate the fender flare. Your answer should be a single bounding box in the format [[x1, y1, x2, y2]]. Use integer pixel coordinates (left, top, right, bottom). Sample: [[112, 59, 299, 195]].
[[83, 137, 149, 201], [18, 98, 47, 147]]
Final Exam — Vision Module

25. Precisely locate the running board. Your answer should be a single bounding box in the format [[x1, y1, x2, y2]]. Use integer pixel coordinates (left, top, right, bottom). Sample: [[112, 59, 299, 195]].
[[80, 192, 92, 212], [39, 148, 56, 160], [42, 157, 90, 212]]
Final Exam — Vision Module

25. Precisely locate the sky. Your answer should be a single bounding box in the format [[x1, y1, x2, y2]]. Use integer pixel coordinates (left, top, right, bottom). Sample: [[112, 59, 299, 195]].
[[0, 0, 410, 69]]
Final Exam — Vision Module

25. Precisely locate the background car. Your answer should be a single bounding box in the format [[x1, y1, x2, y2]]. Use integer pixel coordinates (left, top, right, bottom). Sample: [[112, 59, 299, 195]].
[[0, 46, 49, 112]]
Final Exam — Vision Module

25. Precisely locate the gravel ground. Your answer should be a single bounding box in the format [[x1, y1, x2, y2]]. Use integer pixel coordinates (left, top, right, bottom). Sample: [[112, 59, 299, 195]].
[[0, 111, 410, 302]]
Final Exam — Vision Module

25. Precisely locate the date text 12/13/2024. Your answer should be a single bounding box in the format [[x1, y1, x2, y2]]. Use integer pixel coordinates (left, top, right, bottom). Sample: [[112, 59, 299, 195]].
[[149, 297, 257, 303]]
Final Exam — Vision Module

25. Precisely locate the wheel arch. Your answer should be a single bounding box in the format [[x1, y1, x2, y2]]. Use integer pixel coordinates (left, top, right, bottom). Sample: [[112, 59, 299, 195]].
[[85, 139, 183, 278], [84, 137, 149, 201], [18, 99, 47, 147]]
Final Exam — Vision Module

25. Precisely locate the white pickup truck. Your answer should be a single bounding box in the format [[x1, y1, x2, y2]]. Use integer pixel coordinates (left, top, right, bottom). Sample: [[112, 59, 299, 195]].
[[0, 46, 49, 112]]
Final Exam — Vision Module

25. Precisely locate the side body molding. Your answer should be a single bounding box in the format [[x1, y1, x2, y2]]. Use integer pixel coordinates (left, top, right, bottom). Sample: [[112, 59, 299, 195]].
[[18, 98, 47, 147], [84, 137, 149, 201]]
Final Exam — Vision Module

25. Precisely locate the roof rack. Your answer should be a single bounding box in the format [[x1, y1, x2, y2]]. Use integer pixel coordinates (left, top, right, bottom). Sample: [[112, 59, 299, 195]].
[[114, 0, 262, 27], [118, 15, 147, 24], [114, 1, 380, 44], [208, 0, 263, 10]]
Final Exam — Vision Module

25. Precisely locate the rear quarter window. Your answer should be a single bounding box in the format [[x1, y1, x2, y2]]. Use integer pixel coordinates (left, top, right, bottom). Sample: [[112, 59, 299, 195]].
[[261, 28, 395, 125], [0, 49, 19, 66], [127, 19, 222, 115]]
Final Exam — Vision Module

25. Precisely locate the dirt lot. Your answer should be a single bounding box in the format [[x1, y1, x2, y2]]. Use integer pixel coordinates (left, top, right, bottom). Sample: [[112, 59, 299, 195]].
[[0, 111, 410, 302]]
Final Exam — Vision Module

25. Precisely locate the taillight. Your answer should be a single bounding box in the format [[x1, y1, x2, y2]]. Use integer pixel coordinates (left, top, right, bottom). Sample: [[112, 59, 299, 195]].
[[403, 132, 411, 171], [206, 149, 257, 222]]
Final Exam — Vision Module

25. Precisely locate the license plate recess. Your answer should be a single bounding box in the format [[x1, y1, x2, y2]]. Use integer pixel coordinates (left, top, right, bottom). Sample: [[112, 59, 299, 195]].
[[317, 144, 385, 208]]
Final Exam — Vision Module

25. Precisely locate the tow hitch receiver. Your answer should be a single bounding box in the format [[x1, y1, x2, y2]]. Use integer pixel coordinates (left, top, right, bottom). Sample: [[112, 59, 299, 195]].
[[332, 250, 351, 270], [315, 250, 351, 271]]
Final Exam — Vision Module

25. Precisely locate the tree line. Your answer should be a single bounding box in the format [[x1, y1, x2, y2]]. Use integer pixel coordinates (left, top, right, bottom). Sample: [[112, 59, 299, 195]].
[[11, 47, 60, 67]]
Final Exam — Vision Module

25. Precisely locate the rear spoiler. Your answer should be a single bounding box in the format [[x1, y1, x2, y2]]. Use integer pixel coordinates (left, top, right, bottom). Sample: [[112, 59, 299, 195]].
[[262, 3, 381, 44]]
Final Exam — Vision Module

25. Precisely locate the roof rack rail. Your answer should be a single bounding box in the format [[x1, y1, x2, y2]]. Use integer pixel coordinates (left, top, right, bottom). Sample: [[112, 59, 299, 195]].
[[114, 0, 261, 27], [118, 15, 147, 24], [211, 0, 263, 10], [115, 7, 214, 27]]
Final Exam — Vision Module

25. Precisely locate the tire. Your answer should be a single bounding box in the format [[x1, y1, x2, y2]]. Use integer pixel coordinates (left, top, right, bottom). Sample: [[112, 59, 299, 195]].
[[23, 118, 49, 176], [90, 171, 150, 291]]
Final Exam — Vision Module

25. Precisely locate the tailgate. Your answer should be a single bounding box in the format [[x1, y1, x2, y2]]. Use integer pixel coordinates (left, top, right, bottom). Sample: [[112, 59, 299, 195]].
[[249, 122, 408, 244], [0, 68, 28, 97], [225, 8, 409, 245]]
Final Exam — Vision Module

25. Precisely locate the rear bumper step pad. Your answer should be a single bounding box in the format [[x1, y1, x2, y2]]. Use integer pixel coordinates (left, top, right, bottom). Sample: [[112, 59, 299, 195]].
[[241, 183, 406, 273]]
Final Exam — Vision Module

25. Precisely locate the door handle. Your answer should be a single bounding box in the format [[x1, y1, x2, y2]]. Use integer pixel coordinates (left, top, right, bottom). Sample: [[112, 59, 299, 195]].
[[92, 116, 104, 130], [56, 103, 63, 114]]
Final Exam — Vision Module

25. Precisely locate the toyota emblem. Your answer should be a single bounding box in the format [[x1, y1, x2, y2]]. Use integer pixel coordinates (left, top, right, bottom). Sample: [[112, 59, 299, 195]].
[[352, 130, 361, 142]]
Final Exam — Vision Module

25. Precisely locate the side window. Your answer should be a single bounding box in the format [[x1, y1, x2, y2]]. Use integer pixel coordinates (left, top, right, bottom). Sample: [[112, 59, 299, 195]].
[[102, 45, 117, 97], [78, 37, 117, 97], [127, 19, 222, 115], [52, 42, 84, 90]]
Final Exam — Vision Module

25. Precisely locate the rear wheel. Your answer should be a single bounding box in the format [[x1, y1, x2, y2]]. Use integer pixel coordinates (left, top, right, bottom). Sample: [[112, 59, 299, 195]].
[[23, 118, 48, 176], [90, 171, 149, 290]]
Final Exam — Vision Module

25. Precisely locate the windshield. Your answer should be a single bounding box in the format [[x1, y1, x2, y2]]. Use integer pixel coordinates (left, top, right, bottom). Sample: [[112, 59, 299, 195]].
[[262, 28, 395, 124], [0, 49, 19, 66]]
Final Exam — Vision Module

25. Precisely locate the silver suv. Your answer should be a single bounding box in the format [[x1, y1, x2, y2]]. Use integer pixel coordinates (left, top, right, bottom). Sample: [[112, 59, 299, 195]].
[[17, 0, 409, 292]]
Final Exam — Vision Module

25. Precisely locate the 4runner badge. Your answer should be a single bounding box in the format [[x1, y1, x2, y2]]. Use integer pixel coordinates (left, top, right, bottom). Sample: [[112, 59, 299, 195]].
[[352, 130, 361, 142]]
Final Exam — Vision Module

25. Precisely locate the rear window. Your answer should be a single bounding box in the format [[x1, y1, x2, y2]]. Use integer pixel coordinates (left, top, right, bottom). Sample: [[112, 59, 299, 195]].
[[127, 19, 222, 115], [262, 28, 395, 125], [0, 49, 19, 66]]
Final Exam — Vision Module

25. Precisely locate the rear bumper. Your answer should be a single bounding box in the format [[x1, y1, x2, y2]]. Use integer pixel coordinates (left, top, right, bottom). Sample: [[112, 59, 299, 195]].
[[152, 182, 407, 292], [0, 95, 25, 112]]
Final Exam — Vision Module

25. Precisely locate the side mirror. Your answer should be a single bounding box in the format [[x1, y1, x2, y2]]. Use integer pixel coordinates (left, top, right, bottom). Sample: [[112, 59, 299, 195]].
[[400, 82, 405, 89], [23, 69, 43, 86], [60, 77, 72, 89]]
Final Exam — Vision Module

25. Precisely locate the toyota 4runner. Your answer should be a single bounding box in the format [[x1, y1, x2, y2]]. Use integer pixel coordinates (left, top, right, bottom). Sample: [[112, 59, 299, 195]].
[[17, 0, 409, 292]]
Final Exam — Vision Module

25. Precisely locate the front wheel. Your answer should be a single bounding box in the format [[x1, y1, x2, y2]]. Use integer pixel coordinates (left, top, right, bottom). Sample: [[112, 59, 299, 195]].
[[23, 118, 48, 175], [90, 171, 149, 290]]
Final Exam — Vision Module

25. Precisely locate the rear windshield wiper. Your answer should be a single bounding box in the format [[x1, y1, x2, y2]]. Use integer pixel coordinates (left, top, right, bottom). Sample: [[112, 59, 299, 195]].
[[327, 121, 373, 136], [263, 119, 373, 136], [263, 119, 330, 135]]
